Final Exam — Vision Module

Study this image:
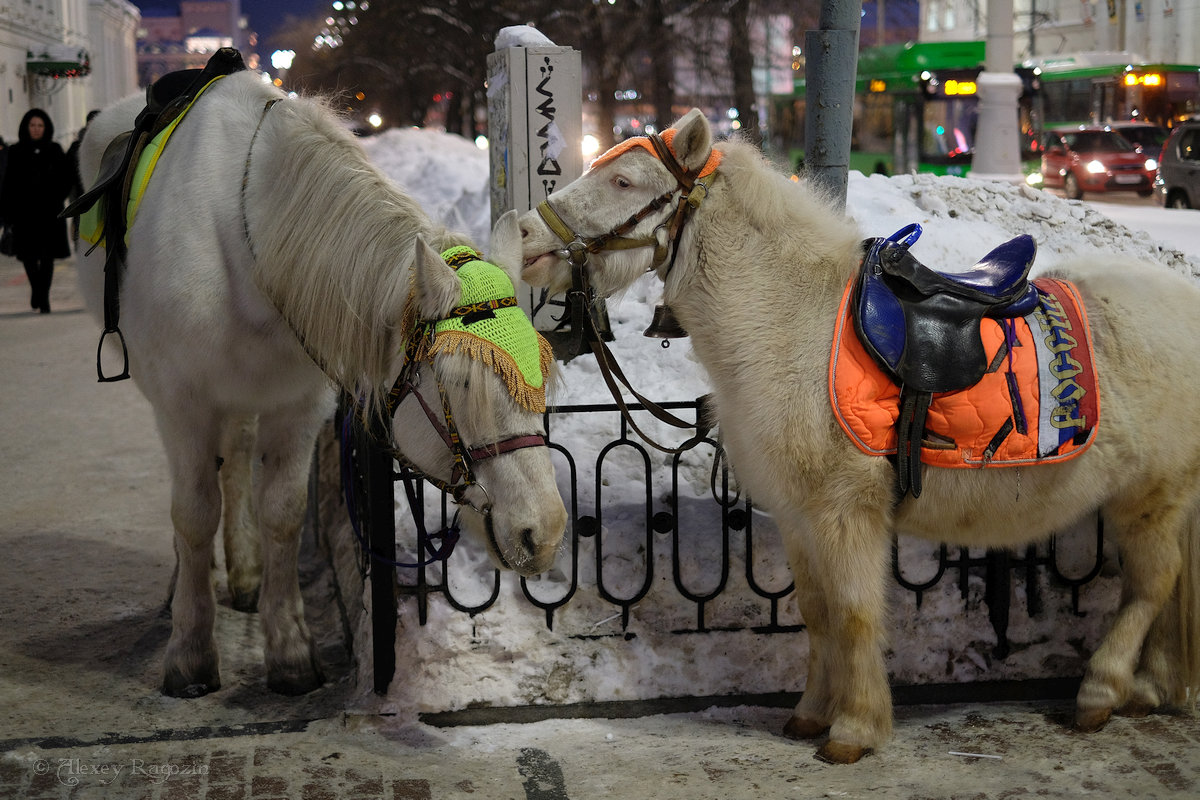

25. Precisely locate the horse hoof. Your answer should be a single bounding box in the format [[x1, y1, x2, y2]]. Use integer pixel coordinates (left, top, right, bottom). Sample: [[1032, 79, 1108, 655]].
[[783, 716, 830, 740], [268, 674, 323, 696], [815, 741, 868, 764], [162, 660, 221, 698], [1074, 707, 1112, 733], [267, 659, 325, 696], [1119, 700, 1155, 718], [230, 588, 259, 613], [162, 673, 221, 698]]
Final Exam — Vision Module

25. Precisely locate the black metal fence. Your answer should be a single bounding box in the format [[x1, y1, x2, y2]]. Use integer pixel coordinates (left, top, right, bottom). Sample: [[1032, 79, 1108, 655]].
[[338, 398, 1107, 693]]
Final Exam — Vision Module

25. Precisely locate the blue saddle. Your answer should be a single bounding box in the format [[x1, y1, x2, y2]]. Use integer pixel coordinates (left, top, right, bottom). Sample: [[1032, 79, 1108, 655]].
[[854, 223, 1038, 395], [851, 223, 1039, 499]]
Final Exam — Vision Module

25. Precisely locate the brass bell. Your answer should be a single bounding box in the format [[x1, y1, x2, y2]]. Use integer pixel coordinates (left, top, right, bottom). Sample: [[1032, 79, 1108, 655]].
[[643, 304, 687, 344]]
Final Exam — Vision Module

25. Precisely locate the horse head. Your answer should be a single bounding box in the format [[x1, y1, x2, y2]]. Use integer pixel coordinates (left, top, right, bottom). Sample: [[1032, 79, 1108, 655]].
[[393, 212, 567, 576], [520, 108, 716, 299]]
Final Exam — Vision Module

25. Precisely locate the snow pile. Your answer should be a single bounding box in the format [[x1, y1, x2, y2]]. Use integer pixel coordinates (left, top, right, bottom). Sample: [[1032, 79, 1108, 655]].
[[359, 127, 492, 247], [495, 25, 557, 49], [859, 171, 1200, 279], [346, 128, 1200, 716]]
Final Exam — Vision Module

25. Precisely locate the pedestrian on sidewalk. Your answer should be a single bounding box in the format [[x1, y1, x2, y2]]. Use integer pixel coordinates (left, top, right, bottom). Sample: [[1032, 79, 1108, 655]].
[[65, 110, 100, 242], [0, 108, 72, 313]]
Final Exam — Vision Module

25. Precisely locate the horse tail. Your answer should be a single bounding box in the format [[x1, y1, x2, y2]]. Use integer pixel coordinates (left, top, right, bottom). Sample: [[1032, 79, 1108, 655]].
[[1179, 504, 1200, 708], [1149, 501, 1200, 708]]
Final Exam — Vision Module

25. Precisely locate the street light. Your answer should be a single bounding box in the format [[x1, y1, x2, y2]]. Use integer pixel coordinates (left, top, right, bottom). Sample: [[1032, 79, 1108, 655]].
[[271, 50, 295, 91]]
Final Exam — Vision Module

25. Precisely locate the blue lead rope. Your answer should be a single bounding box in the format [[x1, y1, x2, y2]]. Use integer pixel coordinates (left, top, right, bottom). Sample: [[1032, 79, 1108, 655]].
[[339, 411, 460, 569]]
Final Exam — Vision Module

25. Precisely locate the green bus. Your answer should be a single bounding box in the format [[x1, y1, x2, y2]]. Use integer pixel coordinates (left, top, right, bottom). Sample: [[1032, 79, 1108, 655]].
[[796, 40, 1039, 176], [798, 41, 1199, 177], [1027, 54, 1200, 129]]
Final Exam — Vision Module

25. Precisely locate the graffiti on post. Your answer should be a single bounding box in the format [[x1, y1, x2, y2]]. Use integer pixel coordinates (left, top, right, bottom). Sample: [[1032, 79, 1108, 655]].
[[535, 56, 566, 197]]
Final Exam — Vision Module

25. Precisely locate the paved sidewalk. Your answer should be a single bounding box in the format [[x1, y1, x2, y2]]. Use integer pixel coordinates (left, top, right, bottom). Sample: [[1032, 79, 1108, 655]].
[[2, 254, 1199, 799]]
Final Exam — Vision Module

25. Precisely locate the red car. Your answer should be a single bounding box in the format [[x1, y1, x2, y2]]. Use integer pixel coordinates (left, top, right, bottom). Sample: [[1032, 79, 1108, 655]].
[[1040, 126, 1158, 199]]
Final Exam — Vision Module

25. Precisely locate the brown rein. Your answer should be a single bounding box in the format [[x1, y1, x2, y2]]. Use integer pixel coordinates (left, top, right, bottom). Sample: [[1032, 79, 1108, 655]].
[[534, 132, 715, 455]]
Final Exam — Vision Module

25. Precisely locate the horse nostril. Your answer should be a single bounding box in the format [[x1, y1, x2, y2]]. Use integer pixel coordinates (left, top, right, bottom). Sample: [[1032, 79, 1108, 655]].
[[521, 527, 537, 554]]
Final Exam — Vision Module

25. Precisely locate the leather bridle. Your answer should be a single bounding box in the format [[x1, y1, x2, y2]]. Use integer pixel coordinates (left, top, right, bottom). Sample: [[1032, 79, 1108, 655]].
[[532, 132, 717, 454], [534, 131, 709, 275], [382, 310, 547, 519]]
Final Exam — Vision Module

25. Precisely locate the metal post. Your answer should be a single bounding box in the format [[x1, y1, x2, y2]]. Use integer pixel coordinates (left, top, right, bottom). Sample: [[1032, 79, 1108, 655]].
[[803, 0, 862, 211], [363, 419, 397, 694], [971, 0, 1024, 181]]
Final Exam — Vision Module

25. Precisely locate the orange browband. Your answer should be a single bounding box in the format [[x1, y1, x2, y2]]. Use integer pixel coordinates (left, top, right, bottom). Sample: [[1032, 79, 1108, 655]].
[[589, 127, 722, 179]]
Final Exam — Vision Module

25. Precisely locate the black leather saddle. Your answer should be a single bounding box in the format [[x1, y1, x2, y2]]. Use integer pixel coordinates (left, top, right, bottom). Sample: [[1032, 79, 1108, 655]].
[[61, 47, 246, 382], [851, 223, 1039, 498]]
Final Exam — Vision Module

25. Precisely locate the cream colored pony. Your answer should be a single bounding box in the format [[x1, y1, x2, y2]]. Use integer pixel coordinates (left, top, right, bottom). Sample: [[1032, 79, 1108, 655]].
[[520, 108, 1200, 763], [76, 71, 566, 698]]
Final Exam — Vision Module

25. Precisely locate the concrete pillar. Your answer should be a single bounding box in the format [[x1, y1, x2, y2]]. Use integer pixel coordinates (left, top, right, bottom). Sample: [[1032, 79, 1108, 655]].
[[486, 35, 582, 326], [971, 0, 1024, 182], [486, 41, 582, 226]]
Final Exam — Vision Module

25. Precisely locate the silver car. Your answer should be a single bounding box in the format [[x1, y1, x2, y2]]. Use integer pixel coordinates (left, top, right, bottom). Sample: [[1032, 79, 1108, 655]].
[[1154, 120, 1200, 209]]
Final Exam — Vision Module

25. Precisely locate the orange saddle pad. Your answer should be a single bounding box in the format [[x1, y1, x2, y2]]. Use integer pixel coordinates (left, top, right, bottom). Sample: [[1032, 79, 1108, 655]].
[[829, 277, 1099, 468]]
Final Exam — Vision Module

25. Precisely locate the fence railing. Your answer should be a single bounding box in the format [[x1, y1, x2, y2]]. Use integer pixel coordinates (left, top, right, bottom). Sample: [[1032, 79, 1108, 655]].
[[337, 398, 1107, 693]]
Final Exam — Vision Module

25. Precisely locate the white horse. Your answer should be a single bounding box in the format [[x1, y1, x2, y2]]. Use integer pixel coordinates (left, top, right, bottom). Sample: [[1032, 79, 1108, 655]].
[[76, 70, 566, 698], [520, 108, 1200, 763]]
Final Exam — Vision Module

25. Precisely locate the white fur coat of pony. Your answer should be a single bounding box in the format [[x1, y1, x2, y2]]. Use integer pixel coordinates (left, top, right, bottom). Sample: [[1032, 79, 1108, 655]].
[[520, 108, 1200, 763], [77, 71, 565, 697]]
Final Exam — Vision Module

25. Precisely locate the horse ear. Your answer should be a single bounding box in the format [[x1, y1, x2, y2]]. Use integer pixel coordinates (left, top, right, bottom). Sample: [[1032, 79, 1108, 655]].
[[414, 236, 461, 319], [672, 108, 713, 175], [487, 209, 523, 286]]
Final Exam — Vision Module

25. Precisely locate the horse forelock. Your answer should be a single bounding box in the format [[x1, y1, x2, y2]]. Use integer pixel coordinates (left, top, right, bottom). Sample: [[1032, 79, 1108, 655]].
[[242, 88, 452, 415], [427, 349, 555, 442]]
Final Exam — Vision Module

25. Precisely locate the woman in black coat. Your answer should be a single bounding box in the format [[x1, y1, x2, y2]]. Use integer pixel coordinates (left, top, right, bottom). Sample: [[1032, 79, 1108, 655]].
[[0, 109, 72, 313]]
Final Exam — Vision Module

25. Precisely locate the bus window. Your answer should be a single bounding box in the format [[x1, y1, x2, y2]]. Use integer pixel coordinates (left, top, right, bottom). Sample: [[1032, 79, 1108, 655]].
[[921, 96, 978, 169]]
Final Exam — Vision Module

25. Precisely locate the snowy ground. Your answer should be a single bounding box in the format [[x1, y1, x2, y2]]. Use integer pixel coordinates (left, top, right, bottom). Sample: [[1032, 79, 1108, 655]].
[[352, 129, 1200, 718]]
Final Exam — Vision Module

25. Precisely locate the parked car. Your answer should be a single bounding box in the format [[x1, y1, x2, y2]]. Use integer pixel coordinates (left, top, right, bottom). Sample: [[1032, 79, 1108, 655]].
[[1104, 121, 1169, 154], [1153, 119, 1200, 209], [1040, 126, 1157, 200]]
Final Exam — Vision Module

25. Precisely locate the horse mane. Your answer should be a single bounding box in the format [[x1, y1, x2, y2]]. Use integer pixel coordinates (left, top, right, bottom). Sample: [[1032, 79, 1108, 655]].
[[706, 137, 863, 285], [245, 88, 471, 413]]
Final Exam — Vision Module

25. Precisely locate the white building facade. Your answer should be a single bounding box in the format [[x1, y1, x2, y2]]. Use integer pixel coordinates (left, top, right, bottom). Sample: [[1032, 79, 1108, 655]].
[[2, 0, 139, 146], [921, 0, 1197, 64]]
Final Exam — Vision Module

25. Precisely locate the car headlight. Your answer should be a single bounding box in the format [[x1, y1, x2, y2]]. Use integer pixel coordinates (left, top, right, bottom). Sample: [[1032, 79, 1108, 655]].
[[1144, 158, 1158, 171], [1086, 160, 1107, 174], [1025, 172, 1043, 186]]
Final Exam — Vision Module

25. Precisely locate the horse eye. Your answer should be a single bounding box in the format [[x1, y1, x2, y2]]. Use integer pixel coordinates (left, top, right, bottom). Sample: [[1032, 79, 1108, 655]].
[[613, 175, 632, 189]]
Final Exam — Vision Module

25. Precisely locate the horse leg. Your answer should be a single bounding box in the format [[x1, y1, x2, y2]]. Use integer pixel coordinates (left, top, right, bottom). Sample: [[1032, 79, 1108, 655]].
[[254, 406, 326, 695], [779, 530, 835, 740], [1075, 490, 1191, 731], [218, 415, 262, 612], [158, 410, 224, 697], [1121, 501, 1200, 718], [781, 501, 894, 763]]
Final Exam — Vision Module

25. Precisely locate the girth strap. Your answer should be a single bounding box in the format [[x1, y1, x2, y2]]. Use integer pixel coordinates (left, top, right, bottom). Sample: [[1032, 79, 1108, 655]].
[[895, 388, 932, 498]]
